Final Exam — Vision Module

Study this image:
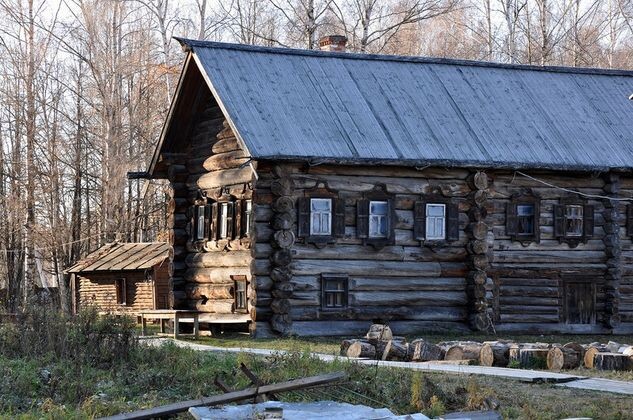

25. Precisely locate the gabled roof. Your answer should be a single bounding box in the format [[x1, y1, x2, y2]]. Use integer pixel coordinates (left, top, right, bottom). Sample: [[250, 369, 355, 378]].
[[151, 39, 633, 173], [66, 242, 169, 273]]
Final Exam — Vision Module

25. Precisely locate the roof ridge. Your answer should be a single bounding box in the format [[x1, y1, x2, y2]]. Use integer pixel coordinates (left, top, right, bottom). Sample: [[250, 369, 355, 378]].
[[174, 37, 633, 77]]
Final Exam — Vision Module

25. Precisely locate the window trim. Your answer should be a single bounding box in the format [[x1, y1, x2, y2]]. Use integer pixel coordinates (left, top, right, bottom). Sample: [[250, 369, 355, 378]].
[[554, 197, 594, 247], [564, 205, 584, 237], [309, 198, 333, 236], [507, 192, 541, 244], [297, 182, 345, 247], [195, 205, 206, 240], [231, 275, 248, 313], [115, 278, 127, 306], [414, 194, 460, 244], [243, 199, 252, 237], [321, 274, 348, 310], [358, 184, 395, 248], [425, 203, 447, 240]]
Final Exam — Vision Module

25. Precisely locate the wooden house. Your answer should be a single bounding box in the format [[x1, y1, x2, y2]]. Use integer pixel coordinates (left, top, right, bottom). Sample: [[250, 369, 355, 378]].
[[67, 242, 170, 314], [144, 36, 633, 336]]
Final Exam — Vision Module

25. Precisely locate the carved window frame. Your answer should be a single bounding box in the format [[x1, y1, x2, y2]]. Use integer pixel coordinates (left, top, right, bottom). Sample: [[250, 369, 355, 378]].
[[231, 275, 248, 313], [357, 184, 396, 249], [297, 182, 345, 247], [506, 191, 541, 245], [413, 193, 460, 245], [553, 196, 594, 248]]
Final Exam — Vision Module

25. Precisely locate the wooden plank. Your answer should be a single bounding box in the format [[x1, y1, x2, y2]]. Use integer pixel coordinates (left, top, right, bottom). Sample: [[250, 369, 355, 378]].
[[101, 372, 347, 420]]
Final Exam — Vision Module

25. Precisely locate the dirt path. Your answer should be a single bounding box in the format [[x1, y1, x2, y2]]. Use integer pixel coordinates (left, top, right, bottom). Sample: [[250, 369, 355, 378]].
[[143, 338, 633, 396]]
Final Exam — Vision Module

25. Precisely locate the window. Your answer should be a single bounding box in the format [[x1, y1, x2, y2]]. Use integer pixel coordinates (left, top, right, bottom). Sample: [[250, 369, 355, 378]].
[[310, 198, 332, 236], [232, 275, 247, 312], [243, 200, 252, 236], [219, 202, 234, 239], [321, 275, 348, 309], [516, 204, 535, 236], [506, 193, 540, 243], [369, 201, 389, 238], [115, 278, 127, 305], [565, 205, 583, 237], [195, 205, 206, 240], [425, 204, 446, 240], [553, 200, 593, 245]]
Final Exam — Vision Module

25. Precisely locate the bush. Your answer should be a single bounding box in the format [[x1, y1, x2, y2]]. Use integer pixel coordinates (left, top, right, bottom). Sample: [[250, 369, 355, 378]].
[[0, 306, 138, 367]]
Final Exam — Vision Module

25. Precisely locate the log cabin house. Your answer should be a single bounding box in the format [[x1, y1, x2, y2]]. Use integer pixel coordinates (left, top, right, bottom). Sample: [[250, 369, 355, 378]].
[[143, 35, 633, 337], [67, 242, 170, 314]]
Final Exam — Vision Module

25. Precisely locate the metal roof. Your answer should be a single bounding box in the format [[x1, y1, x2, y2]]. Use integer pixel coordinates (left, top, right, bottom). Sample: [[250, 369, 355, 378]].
[[169, 39, 633, 171], [66, 242, 170, 273]]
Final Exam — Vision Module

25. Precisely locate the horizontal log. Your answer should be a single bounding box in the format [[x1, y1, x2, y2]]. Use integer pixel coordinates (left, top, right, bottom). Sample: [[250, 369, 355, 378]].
[[190, 167, 254, 189], [188, 299, 234, 313], [349, 277, 466, 292], [494, 250, 606, 264], [185, 251, 252, 268], [350, 291, 467, 306], [185, 284, 233, 300], [289, 305, 467, 322], [286, 260, 442, 277], [185, 267, 251, 283], [499, 285, 560, 298]]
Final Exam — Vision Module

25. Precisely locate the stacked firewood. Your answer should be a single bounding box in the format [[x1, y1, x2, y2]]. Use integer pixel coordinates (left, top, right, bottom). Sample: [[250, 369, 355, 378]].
[[340, 325, 633, 372]]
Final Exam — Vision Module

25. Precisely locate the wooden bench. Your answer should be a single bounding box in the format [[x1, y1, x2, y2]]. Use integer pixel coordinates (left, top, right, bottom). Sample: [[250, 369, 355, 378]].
[[140, 310, 200, 339]]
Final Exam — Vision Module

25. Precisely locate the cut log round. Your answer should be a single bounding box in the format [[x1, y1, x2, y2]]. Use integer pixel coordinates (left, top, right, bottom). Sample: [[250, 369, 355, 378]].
[[445, 343, 483, 361], [346, 341, 377, 359], [272, 212, 294, 230], [272, 196, 295, 213], [270, 267, 292, 283], [621, 346, 633, 357], [472, 171, 489, 190], [547, 347, 580, 371], [584, 346, 609, 368], [519, 348, 549, 369], [366, 324, 393, 343], [271, 249, 292, 267], [270, 178, 295, 196], [273, 230, 296, 249], [607, 341, 623, 353], [469, 222, 488, 240], [480, 343, 510, 367], [563, 342, 586, 361], [408, 339, 445, 362], [270, 299, 290, 314], [594, 352, 632, 371]]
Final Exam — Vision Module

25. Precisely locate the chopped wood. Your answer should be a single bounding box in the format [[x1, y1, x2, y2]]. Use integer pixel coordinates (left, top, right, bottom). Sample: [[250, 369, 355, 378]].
[[563, 342, 586, 361], [102, 371, 347, 420], [621, 346, 633, 357], [518, 348, 549, 368], [408, 339, 444, 362], [479, 342, 511, 367], [594, 352, 632, 371], [377, 339, 408, 361], [346, 341, 377, 358], [584, 345, 609, 368], [445, 343, 483, 361], [607, 341, 623, 353], [366, 324, 393, 343], [547, 347, 580, 371]]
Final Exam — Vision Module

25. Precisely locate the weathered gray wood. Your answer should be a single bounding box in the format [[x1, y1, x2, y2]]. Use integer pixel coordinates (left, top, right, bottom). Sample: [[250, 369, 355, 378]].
[[102, 372, 347, 420], [286, 260, 442, 277], [350, 291, 467, 306], [366, 324, 393, 342], [519, 348, 549, 368], [594, 352, 632, 371]]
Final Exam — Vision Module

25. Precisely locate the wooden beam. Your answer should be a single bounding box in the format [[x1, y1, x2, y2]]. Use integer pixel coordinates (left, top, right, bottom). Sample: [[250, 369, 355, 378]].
[[100, 371, 347, 420]]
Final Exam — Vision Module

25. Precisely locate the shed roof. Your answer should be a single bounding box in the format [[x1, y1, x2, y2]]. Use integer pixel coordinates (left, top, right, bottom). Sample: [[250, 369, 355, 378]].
[[66, 242, 170, 273], [152, 39, 633, 173]]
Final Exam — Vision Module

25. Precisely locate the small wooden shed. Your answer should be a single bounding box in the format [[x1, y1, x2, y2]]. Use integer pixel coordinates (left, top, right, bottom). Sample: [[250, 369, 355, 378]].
[[67, 242, 171, 314]]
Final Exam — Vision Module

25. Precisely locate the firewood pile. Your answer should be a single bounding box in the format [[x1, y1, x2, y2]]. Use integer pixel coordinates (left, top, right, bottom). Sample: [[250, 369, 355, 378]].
[[340, 324, 633, 372]]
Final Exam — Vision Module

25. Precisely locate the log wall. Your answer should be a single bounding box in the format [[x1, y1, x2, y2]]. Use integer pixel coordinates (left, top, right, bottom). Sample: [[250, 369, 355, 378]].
[[165, 100, 255, 323], [77, 270, 156, 313]]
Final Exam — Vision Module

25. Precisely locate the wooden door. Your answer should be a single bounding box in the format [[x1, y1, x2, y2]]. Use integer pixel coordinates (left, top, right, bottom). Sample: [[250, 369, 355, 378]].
[[563, 280, 595, 324]]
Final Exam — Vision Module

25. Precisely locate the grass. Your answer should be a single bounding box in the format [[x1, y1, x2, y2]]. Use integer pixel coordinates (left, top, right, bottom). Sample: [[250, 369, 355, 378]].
[[1, 311, 632, 419]]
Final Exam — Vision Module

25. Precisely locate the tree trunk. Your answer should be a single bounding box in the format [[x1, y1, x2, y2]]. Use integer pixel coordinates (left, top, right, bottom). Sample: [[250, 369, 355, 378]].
[[594, 353, 632, 371], [547, 347, 580, 371], [480, 342, 511, 367], [345, 341, 377, 358], [519, 348, 549, 369], [584, 346, 609, 368], [408, 339, 445, 362]]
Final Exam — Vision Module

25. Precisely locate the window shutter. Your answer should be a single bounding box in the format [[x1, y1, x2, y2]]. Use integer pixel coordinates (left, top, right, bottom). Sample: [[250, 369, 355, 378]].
[[333, 198, 346, 238], [187, 206, 195, 239], [413, 201, 425, 240], [297, 197, 310, 238], [203, 204, 212, 241], [226, 202, 235, 239], [583, 204, 594, 240], [628, 205, 633, 237], [553, 204, 565, 238], [234, 199, 243, 238], [447, 202, 460, 242], [356, 199, 369, 239], [506, 202, 517, 237], [210, 202, 219, 240], [386, 199, 395, 241]]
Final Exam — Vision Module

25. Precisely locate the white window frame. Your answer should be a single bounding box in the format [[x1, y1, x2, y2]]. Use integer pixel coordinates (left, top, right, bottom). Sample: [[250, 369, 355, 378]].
[[426, 203, 446, 240], [516, 203, 535, 236], [219, 202, 229, 239], [368, 200, 389, 238], [310, 198, 332, 236], [244, 200, 252, 236], [195, 205, 205, 240]]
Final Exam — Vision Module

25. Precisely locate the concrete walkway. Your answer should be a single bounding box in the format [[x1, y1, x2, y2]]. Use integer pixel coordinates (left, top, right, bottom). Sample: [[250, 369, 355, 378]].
[[143, 338, 633, 396]]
